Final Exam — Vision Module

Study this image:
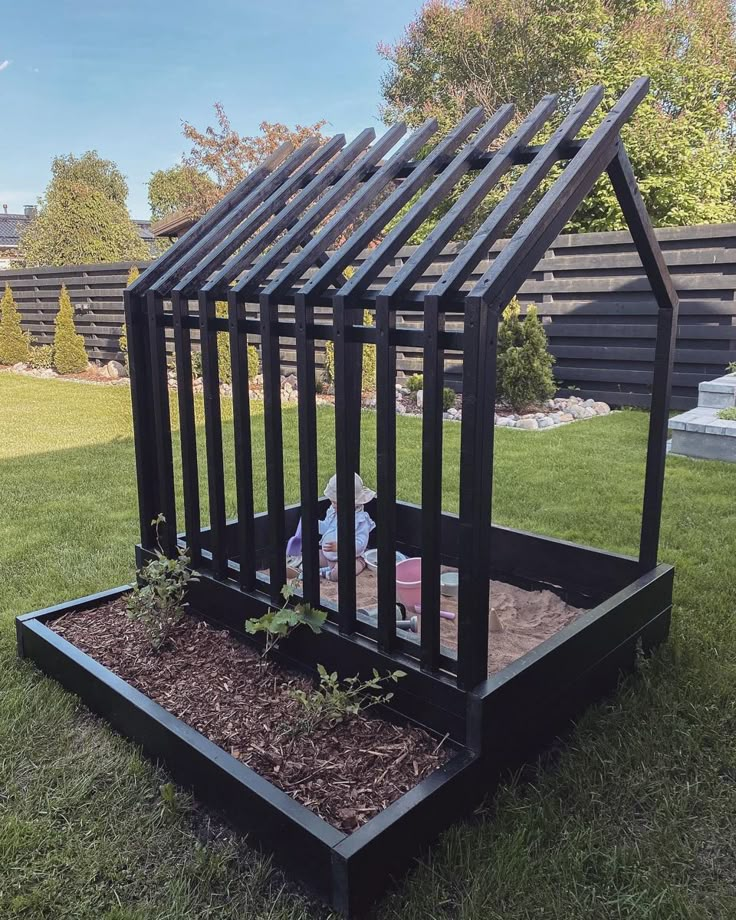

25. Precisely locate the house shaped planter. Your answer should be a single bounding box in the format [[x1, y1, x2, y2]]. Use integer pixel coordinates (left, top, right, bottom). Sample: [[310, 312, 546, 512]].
[[18, 77, 676, 916]]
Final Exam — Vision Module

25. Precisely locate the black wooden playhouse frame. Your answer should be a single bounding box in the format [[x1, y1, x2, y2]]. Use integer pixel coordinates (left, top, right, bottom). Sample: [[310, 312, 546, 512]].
[[18, 78, 676, 915]]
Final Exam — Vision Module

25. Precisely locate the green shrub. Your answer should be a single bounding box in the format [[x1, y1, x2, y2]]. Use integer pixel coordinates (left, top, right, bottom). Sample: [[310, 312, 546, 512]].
[[29, 344, 54, 369], [190, 338, 258, 383], [323, 309, 376, 392], [728, 361, 736, 375], [718, 407, 736, 421], [0, 284, 30, 365], [406, 373, 423, 394], [443, 387, 456, 411], [126, 514, 198, 652], [497, 299, 555, 412], [53, 285, 89, 374]]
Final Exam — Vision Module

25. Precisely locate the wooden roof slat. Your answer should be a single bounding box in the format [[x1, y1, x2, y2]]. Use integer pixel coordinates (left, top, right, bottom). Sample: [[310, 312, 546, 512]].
[[429, 85, 604, 300], [334, 105, 515, 302], [469, 77, 650, 307], [173, 135, 346, 296], [130, 141, 294, 295], [153, 138, 323, 296], [203, 129, 376, 294], [233, 123, 408, 295], [300, 107, 487, 301], [264, 119, 439, 298], [381, 93, 560, 300]]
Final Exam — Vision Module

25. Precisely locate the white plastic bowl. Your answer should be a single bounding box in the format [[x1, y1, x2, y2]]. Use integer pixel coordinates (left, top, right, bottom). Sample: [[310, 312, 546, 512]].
[[440, 571, 459, 597], [364, 548, 406, 573]]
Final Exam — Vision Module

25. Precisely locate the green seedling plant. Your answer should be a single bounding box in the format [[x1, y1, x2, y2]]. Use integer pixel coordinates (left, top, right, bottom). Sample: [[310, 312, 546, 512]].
[[717, 407, 736, 421], [727, 361, 736, 375], [290, 665, 406, 734], [126, 514, 198, 651], [245, 581, 327, 663]]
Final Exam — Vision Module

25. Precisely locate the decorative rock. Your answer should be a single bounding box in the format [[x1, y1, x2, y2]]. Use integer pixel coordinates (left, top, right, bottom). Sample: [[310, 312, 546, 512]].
[[396, 404, 406, 414], [558, 412, 574, 423], [11, 362, 28, 372], [221, 384, 233, 397], [593, 401, 610, 415], [416, 389, 423, 409], [496, 416, 514, 428], [583, 398, 596, 408], [284, 374, 298, 389], [106, 360, 128, 380], [517, 418, 539, 430], [537, 417, 554, 429]]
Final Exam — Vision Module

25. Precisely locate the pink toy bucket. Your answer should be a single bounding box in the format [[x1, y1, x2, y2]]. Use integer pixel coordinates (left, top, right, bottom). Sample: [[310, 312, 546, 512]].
[[395, 557, 422, 610]]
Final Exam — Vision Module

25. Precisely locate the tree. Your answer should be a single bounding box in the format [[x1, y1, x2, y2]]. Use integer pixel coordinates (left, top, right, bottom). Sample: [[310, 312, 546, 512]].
[[148, 164, 217, 222], [18, 152, 149, 267], [53, 285, 89, 374], [380, 0, 736, 233], [0, 284, 30, 365], [149, 105, 328, 219]]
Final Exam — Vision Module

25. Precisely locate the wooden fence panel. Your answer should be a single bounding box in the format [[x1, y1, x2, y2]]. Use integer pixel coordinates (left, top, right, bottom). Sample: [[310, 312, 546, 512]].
[[2, 223, 736, 408]]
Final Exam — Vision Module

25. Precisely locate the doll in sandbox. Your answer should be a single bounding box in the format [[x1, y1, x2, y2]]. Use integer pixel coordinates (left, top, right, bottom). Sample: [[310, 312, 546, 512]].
[[286, 473, 376, 582]]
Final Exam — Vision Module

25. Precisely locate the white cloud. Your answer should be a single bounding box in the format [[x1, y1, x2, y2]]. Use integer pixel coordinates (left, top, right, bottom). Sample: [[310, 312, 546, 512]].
[[0, 60, 10, 72]]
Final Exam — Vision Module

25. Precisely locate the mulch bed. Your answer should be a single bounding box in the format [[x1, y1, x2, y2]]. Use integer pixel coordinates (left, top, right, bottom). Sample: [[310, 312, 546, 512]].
[[51, 599, 450, 833]]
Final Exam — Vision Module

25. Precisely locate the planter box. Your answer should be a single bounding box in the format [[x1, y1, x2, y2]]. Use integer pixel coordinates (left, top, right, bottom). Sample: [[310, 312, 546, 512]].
[[17, 549, 674, 916], [16, 587, 480, 917]]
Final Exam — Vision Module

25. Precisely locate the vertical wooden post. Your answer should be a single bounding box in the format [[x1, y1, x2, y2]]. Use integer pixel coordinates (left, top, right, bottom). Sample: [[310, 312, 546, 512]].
[[419, 293, 444, 671], [198, 291, 227, 578], [333, 294, 359, 633], [171, 292, 201, 565], [228, 289, 256, 591], [146, 291, 177, 555], [260, 292, 287, 602], [294, 291, 321, 606], [375, 293, 398, 651], [124, 289, 159, 550], [457, 295, 500, 689]]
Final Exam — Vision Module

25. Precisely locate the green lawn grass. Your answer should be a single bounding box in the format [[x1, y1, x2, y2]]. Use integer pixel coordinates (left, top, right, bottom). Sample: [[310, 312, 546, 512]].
[[1, 372, 735, 919]]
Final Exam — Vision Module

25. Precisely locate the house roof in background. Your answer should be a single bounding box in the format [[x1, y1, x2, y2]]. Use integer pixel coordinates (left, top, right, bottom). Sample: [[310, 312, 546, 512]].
[[0, 210, 154, 249]]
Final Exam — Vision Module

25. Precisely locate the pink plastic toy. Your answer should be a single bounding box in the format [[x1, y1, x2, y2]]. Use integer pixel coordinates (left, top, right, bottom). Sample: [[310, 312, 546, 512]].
[[395, 558, 456, 620]]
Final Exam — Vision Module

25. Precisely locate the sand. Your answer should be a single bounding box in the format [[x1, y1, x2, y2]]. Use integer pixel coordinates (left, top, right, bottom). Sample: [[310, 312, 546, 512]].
[[312, 565, 584, 675]]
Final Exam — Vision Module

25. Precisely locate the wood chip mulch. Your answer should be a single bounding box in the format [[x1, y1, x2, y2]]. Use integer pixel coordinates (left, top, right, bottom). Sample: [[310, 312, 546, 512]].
[[51, 600, 450, 834]]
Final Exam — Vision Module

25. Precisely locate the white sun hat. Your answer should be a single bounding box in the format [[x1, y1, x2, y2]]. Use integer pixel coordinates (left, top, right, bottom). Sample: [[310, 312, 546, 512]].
[[323, 472, 376, 505]]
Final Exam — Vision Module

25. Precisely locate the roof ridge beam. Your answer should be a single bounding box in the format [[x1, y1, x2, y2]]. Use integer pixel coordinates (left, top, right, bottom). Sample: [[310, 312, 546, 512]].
[[173, 136, 346, 296], [429, 86, 604, 300], [203, 129, 376, 293], [233, 124, 408, 295], [383, 92, 564, 300], [129, 141, 294, 294], [334, 106, 515, 302], [468, 77, 650, 307], [264, 119, 439, 298]]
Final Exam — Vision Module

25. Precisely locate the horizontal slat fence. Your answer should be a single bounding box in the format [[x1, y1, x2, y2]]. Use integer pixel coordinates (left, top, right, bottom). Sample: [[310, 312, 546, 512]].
[[2, 222, 735, 408]]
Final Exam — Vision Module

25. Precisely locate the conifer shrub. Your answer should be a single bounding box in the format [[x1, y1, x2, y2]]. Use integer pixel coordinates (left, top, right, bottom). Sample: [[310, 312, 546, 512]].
[[443, 386, 456, 411], [212, 302, 259, 385], [497, 298, 555, 412], [0, 284, 31, 365], [323, 309, 376, 392], [53, 285, 89, 374]]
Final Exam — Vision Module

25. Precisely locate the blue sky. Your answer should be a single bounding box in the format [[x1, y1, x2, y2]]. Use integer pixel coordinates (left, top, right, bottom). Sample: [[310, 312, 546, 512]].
[[0, 0, 419, 219]]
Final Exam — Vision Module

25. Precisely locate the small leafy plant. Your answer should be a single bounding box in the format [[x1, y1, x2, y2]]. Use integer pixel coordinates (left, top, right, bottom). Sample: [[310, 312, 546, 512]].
[[290, 665, 406, 734], [406, 373, 423, 394], [126, 514, 198, 651], [245, 582, 327, 662], [727, 361, 736, 375], [717, 407, 736, 421]]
